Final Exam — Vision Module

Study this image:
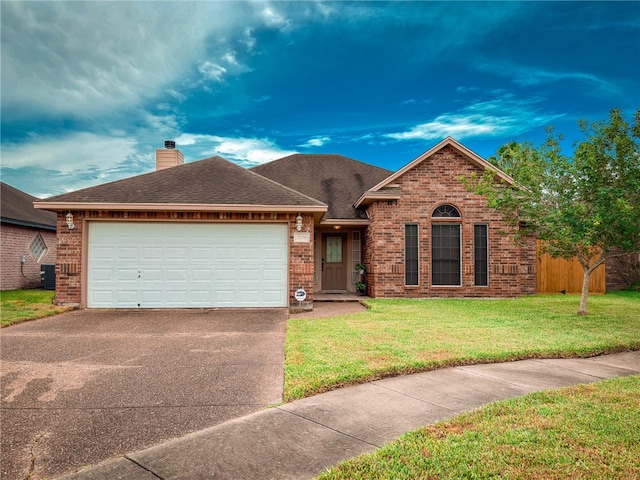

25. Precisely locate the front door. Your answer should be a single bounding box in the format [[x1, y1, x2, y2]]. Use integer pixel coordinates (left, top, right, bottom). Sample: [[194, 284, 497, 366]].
[[322, 234, 347, 291]]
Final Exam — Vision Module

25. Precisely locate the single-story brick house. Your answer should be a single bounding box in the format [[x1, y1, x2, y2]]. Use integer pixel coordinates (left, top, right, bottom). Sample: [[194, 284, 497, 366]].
[[35, 137, 536, 309], [1, 182, 57, 290]]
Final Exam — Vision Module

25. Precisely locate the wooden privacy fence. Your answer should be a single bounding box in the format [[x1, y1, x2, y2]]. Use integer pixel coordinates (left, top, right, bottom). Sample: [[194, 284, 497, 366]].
[[536, 241, 606, 294]]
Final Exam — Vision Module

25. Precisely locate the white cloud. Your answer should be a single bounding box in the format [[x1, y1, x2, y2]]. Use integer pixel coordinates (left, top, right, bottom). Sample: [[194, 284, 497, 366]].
[[512, 67, 617, 93], [0, 2, 268, 120], [260, 5, 293, 32], [198, 61, 228, 82], [241, 27, 258, 52], [175, 134, 296, 165], [223, 52, 240, 66], [1, 132, 138, 172], [399, 98, 433, 106], [475, 59, 619, 94], [300, 136, 331, 148], [386, 95, 565, 142], [387, 116, 507, 141]]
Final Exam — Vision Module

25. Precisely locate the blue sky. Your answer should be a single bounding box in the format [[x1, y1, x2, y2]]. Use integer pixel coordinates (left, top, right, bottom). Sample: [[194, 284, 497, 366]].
[[1, 1, 639, 198]]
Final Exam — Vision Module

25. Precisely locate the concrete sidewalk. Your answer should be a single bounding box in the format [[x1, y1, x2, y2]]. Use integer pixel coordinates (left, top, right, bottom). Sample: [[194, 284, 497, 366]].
[[59, 351, 640, 480]]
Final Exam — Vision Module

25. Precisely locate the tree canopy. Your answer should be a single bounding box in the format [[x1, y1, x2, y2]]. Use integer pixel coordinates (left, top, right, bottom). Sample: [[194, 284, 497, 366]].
[[467, 108, 640, 315]]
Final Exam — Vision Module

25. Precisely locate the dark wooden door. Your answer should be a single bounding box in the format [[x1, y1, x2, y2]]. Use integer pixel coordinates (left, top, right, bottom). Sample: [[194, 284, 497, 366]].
[[322, 234, 347, 290]]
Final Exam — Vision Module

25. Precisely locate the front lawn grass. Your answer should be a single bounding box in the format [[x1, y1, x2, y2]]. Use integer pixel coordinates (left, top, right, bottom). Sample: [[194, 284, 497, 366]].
[[285, 291, 640, 401], [318, 375, 640, 479], [1, 289, 71, 327]]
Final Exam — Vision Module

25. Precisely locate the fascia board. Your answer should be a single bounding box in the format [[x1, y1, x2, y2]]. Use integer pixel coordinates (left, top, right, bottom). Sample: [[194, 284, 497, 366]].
[[34, 202, 328, 213]]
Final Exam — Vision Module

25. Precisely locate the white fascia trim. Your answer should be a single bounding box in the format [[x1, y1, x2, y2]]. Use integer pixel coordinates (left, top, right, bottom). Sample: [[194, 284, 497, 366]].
[[34, 202, 328, 213]]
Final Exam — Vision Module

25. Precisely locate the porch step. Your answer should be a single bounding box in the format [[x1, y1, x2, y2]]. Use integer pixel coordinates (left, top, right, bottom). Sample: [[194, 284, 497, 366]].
[[314, 292, 367, 302]]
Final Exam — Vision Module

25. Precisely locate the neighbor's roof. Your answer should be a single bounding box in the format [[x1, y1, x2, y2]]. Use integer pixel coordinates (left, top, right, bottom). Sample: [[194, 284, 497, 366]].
[[1, 182, 57, 230], [251, 154, 393, 221], [354, 137, 515, 208], [35, 156, 327, 213]]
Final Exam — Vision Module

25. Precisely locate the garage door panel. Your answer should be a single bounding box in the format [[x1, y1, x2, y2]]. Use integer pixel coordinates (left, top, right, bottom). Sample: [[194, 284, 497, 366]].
[[88, 222, 288, 308], [91, 268, 113, 281], [141, 247, 163, 261], [191, 248, 214, 260], [237, 268, 259, 281], [263, 247, 286, 261], [166, 248, 189, 261], [90, 291, 114, 304], [140, 268, 163, 281], [239, 246, 261, 259], [189, 290, 213, 302], [116, 247, 139, 260], [140, 290, 163, 303], [215, 246, 237, 259], [165, 268, 188, 281], [192, 269, 214, 281], [262, 289, 287, 303], [92, 246, 115, 260], [263, 267, 287, 281], [116, 269, 139, 282]]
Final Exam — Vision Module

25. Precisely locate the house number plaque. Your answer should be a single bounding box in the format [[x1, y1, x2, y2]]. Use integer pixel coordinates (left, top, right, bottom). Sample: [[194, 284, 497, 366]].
[[293, 232, 310, 243]]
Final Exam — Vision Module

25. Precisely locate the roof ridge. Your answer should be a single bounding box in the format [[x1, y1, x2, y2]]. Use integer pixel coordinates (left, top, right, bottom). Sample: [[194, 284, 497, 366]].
[[255, 153, 394, 175]]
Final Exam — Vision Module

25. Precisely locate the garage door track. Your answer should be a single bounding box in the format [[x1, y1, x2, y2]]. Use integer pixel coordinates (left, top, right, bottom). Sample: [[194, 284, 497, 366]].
[[1, 308, 287, 480]]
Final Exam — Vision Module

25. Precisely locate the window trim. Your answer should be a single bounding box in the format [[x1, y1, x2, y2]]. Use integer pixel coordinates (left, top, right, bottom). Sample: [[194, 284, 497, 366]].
[[474, 224, 489, 287], [404, 223, 419, 286]]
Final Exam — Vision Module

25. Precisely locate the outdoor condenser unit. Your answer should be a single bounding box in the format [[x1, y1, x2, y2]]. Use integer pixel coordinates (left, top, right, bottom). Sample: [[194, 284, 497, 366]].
[[41, 264, 55, 290]]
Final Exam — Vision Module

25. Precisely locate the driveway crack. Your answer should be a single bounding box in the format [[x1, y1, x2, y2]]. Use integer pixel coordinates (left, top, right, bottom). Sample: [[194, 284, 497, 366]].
[[24, 432, 46, 480], [124, 456, 165, 479]]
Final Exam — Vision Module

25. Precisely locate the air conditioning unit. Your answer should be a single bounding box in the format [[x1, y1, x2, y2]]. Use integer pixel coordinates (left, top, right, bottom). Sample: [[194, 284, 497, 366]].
[[41, 264, 56, 290]]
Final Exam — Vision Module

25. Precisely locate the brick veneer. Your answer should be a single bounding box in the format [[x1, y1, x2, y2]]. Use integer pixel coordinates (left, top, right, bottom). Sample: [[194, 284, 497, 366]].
[[54, 210, 315, 307], [362, 145, 536, 298], [0, 223, 57, 290]]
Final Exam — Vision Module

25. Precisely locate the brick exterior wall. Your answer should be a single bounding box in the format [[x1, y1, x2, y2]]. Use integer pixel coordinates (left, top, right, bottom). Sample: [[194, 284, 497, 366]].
[[362, 145, 536, 298], [1, 223, 57, 290], [53, 210, 315, 307]]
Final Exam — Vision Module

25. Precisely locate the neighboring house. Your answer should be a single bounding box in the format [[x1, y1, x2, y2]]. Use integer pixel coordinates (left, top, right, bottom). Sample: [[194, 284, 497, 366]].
[[1, 182, 57, 290], [34, 137, 536, 309]]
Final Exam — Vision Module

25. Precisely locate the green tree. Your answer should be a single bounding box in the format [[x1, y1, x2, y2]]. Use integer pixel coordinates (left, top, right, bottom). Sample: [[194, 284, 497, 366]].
[[467, 108, 640, 315]]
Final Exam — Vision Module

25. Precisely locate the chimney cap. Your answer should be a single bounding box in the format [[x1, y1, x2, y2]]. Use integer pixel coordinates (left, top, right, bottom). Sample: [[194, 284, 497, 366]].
[[164, 140, 176, 149]]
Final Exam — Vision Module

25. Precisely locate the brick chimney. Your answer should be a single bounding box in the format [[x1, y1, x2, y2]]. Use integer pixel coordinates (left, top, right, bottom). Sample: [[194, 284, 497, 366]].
[[155, 140, 184, 171]]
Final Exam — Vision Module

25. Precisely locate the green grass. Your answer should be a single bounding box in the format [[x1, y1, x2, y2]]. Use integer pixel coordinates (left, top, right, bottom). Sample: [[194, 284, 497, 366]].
[[285, 291, 640, 401], [318, 375, 640, 480], [1, 289, 71, 327]]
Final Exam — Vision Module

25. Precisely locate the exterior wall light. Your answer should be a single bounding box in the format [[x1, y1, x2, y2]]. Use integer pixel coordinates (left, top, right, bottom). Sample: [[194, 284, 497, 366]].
[[295, 214, 303, 232], [66, 212, 75, 230]]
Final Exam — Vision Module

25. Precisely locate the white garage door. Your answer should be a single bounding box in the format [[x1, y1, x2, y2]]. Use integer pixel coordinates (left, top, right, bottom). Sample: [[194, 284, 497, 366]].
[[87, 222, 288, 308]]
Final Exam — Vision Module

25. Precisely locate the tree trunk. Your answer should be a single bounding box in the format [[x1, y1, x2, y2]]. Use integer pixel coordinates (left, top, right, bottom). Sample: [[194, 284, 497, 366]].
[[575, 249, 606, 316], [578, 267, 591, 316]]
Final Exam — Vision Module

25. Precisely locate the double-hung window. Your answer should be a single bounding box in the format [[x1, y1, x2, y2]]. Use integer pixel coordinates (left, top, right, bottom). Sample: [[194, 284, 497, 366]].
[[405, 224, 419, 285], [474, 224, 489, 286]]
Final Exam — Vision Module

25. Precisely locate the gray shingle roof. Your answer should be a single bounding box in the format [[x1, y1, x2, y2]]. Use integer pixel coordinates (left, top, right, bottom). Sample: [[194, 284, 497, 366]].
[[37, 156, 326, 210], [1, 182, 57, 229], [251, 154, 393, 220]]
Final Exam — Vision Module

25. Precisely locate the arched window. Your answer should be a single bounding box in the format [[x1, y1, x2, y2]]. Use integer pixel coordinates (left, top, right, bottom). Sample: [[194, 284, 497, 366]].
[[431, 204, 461, 286], [432, 204, 461, 218]]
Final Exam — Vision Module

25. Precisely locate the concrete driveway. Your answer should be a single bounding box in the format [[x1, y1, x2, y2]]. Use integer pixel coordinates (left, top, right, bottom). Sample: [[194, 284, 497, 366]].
[[1, 308, 287, 480]]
